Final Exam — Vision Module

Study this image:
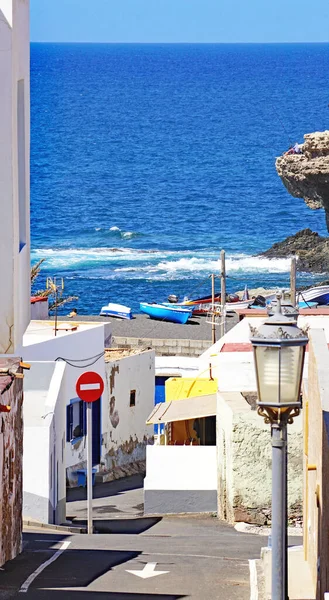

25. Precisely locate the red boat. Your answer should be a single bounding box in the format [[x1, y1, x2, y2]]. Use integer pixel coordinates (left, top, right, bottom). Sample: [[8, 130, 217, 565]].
[[167, 293, 241, 315]]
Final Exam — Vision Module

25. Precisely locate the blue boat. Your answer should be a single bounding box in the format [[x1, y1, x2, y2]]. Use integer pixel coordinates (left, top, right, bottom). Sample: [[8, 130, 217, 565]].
[[140, 303, 192, 324]]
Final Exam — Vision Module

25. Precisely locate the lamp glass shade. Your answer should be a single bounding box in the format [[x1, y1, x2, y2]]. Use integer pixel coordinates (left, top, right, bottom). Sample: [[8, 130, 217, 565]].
[[254, 344, 305, 405]]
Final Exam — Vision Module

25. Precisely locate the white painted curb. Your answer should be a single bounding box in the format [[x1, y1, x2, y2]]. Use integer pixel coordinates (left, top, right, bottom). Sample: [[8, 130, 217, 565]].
[[249, 559, 258, 600]]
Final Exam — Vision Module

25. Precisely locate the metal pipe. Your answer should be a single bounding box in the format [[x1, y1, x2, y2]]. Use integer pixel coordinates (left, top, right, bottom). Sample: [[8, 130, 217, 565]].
[[271, 422, 286, 600], [282, 422, 288, 600], [220, 250, 226, 338], [211, 273, 216, 345], [87, 402, 93, 534]]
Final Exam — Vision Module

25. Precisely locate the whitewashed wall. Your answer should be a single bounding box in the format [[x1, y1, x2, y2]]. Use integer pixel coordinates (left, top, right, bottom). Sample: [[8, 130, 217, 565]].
[[102, 350, 155, 475], [22, 324, 106, 479], [0, 0, 30, 353], [23, 361, 66, 524]]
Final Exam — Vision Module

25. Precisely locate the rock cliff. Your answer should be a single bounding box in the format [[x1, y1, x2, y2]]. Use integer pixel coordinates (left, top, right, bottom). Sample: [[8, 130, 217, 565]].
[[276, 130, 329, 231]]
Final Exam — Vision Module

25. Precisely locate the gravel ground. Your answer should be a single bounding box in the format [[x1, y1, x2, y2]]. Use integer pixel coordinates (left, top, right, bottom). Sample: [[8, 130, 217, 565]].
[[57, 312, 239, 340]]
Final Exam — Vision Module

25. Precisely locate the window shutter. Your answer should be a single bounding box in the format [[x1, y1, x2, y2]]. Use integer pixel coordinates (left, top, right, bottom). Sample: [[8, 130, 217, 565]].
[[66, 404, 73, 442]]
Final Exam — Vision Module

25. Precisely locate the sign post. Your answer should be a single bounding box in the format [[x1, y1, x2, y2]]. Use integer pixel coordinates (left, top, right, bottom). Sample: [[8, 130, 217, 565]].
[[76, 371, 104, 535]]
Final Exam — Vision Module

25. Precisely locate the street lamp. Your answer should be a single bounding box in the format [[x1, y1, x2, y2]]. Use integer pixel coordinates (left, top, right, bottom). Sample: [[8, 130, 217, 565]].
[[250, 295, 308, 600]]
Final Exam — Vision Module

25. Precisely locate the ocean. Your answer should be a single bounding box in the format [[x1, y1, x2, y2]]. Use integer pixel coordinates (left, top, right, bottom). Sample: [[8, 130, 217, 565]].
[[30, 43, 329, 314]]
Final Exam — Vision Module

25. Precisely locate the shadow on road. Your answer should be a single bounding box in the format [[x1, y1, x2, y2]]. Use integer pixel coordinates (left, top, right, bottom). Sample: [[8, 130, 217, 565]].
[[67, 474, 144, 503], [32, 549, 142, 588], [70, 516, 162, 534], [22, 592, 185, 599]]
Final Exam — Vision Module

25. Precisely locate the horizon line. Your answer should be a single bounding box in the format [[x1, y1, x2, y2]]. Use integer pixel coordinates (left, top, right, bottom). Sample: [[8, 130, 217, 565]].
[[30, 40, 329, 45]]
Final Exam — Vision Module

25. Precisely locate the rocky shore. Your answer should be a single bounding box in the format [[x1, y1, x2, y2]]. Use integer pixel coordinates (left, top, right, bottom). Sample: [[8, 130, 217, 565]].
[[259, 131, 329, 274], [260, 228, 329, 273]]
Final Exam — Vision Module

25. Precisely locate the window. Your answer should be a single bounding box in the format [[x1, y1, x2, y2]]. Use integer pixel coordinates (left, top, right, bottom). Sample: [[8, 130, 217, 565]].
[[129, 390, 136, 407], [66, 398, 86, 442]]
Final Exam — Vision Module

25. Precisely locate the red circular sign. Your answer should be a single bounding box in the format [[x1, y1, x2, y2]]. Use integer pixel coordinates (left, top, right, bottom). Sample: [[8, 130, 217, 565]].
[[76, 371, 104, 403]]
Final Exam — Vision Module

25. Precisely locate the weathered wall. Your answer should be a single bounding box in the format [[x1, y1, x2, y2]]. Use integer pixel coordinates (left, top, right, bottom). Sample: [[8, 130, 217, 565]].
[[101, 350, 155, 480], [0, 358, 23, 567], [113, 336, 210, 357], [144, 445, 217, 514], [217, 392, 303, 525], [23, 361, 66, 524], [303, 328, 329, 600], [0, 0, 31, 353]]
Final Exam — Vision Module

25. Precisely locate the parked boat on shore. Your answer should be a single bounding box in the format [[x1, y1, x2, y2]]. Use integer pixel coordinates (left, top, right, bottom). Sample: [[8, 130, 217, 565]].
[[100, 303, 133, 320], [140, 302, 192, 324], [297, 285, 329, 305]]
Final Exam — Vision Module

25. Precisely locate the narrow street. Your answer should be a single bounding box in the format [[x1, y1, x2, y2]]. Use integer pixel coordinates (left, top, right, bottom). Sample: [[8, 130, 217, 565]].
[[0, 516, 264, 600]]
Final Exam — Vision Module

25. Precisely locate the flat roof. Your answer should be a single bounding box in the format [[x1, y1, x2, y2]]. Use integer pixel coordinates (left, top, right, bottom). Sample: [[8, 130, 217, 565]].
[[105, 348, 150, 362]]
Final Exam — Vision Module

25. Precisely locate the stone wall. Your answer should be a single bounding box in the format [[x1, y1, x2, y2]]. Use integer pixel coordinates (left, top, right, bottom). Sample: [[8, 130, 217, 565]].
[[112, 336, 210, 357], [0, 358, 23, 567], [217, 392, 303, 525]]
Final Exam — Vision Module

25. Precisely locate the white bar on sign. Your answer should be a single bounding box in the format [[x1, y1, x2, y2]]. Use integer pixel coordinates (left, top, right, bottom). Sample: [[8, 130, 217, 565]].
[[80, 383, 101, 391]]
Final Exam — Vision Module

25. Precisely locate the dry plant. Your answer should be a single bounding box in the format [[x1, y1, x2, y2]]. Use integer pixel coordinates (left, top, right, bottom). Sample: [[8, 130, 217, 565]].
[[31, 259, 78, 312]]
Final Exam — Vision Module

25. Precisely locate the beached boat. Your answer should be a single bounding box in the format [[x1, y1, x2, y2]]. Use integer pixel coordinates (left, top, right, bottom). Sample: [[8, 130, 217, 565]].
[[140, 302, 192, 324], [297, 285, 329, 305], [100, 303, 133, 320], [297, 301, 318, 309], [164, 298, 252, 314]]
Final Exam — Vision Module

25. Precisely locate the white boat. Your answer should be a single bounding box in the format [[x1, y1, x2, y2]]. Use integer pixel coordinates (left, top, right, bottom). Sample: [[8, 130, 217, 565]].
[[297, 285, 329, 305], [100, 303, 133, 320], [225, 299, 253, 312]]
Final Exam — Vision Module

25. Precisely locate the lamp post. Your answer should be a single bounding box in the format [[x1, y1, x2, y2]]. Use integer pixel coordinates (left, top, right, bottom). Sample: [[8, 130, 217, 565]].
[[250, 295, 308, 600]]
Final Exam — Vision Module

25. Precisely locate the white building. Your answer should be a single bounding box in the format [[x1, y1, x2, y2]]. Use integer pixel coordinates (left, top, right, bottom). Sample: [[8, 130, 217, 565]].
[[23, 361, 67, 524], [21, 321, 107, 490], [101, 349, 155, 480], [0, 0, 31, 354]]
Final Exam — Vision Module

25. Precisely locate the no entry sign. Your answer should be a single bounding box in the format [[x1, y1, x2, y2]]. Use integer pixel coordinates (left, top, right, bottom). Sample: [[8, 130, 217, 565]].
[[76, 371, 104, 403]]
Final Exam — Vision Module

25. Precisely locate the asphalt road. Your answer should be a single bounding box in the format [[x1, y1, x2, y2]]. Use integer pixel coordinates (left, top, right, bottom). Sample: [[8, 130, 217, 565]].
[[0, 517, 264, 600]]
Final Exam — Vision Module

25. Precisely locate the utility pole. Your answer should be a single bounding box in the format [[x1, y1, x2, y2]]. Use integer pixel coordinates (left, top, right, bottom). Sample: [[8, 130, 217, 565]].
[[211, 273, 216, 345], [220, 250, 226, 338], [290, 257, 296, 306]]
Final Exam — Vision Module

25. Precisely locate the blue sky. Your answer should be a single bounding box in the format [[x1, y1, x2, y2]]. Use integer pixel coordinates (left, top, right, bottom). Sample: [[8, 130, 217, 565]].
[[30, 0, 329, 43]]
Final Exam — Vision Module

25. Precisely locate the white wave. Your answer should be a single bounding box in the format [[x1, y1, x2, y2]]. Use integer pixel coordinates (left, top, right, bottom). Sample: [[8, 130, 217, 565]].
[[94, 227, 101, 231], [158, 255, 291, 274], [121, 231, 134, 238], [109, 226, 121, 231], [31, 247, 291, 276], [226, 256, 291, 273]]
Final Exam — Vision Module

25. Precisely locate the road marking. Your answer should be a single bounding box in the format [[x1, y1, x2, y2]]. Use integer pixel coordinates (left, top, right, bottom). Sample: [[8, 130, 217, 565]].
[[249, 559, 258, 600], [19, 541, 71, 593], [126, 562, 169, 579], [80, 383, 101, 391]]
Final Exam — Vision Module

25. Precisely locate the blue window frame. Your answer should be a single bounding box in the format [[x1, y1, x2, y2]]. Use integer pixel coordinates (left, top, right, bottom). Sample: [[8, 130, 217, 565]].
[[66, 398, 86, 443]]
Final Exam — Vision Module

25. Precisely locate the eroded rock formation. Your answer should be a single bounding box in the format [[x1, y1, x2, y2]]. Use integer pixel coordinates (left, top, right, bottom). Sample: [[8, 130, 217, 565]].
[[276, 130, 329, 231]]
